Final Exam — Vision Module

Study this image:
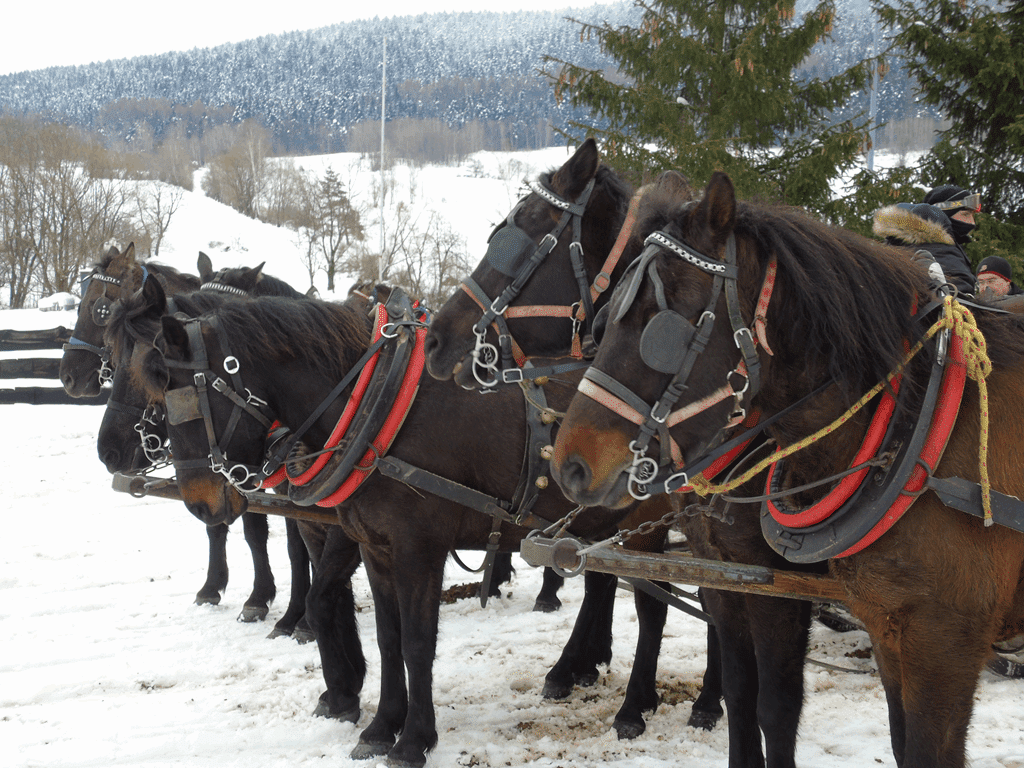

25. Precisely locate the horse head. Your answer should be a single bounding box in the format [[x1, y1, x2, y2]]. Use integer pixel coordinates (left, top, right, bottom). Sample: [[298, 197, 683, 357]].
[[424, 137, 641, 389], [59, 243, 139, 397]]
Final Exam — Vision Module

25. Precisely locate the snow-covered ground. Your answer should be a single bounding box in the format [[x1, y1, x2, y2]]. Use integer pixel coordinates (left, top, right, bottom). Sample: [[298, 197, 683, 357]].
[[2, 147, 1023, 768]]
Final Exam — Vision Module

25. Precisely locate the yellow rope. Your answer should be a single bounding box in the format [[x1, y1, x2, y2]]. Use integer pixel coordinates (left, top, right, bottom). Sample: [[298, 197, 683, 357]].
[[689, 295, 994, 523]]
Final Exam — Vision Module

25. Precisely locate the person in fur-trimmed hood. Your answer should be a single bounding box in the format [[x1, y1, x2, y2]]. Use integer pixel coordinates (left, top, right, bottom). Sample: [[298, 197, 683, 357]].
[[872, 202, 976, 296]]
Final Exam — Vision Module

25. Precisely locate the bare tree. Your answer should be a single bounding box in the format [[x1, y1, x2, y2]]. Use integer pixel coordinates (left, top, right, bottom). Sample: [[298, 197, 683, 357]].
[[134, 182, 183, 258]]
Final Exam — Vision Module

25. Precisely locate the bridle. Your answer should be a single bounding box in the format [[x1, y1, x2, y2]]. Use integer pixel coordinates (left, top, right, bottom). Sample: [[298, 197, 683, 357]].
[[460, 177, 617, 388], [162, 316, 276, 493], [63, 265, 149, 386], [577, 224, 775, 500]]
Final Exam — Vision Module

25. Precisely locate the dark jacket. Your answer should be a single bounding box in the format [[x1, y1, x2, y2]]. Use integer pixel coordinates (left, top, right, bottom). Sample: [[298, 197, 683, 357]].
[[872, 204, 976, 296]]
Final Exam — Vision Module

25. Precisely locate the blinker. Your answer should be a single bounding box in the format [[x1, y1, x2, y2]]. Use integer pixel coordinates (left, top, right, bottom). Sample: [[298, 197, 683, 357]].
[[485, 222, 538, 277], [165, 386, 203, 425], [640, 310, 696, 373]]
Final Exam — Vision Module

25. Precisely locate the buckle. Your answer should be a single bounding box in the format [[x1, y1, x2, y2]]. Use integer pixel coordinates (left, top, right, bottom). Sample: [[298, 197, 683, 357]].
[[502, 368, 524, 384]]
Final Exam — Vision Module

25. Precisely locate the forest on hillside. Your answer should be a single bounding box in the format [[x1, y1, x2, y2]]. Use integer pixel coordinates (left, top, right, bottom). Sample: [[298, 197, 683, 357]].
[[0, 1, 936, 157]]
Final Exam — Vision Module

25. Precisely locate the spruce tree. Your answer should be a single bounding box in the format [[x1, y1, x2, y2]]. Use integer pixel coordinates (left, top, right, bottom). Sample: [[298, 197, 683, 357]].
[[873, 0, 1024, 232], [545, 0, 879, 216]]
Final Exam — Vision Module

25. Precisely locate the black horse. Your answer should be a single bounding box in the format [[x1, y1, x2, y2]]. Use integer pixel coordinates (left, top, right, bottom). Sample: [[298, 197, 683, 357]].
[[109, 275, 681, 768], [425, 139, 816, 768], [96, 255, 315, 634]]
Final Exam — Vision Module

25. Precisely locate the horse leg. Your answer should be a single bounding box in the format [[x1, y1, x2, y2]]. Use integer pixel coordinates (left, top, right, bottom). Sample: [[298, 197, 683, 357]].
[[268, 518, 313, 640], [878, 605, 990, 768], [385, 544, 447, 768], [612, 579, 669, 739], [533, 567, 565, 612], [306, 526, 365, 723], [488, 551, 513, 598], [238, 512, 275, 622], [543, 570, 616, 699], [872, 641, 908, 767], [352, 544, 409, 760], [689, 588, 725, 730], [703, 586, 766, 768], [196, 523, 228, 605], [750, 594, 811, 768]]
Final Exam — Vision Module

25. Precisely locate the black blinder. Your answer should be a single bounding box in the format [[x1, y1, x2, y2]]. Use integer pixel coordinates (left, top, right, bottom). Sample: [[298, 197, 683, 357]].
[[165, 386, 203, 426], [640, 310, 696, 373], [485, 223, 537, 277], [592, 302, 611, 347]]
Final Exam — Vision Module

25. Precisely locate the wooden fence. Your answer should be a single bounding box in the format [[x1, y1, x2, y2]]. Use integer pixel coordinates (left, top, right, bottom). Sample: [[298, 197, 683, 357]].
[[0, 327, 109, 405]]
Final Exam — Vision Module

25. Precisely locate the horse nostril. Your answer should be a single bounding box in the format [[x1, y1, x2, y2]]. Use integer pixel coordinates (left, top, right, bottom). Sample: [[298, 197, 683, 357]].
[[559, 455, 593, 496], [101, 448, 121, 473]]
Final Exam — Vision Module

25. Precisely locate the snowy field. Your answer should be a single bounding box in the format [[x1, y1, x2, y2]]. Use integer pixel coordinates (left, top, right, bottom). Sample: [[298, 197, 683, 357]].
[[2, 146, 1023, 767]]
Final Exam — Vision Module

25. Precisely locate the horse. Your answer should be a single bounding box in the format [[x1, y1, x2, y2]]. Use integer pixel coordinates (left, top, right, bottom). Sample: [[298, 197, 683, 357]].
[[110, 273, 680, 768], [96, 255, 315, 636], [425, 138, 817, 766], [549, 169, 1024, 768]]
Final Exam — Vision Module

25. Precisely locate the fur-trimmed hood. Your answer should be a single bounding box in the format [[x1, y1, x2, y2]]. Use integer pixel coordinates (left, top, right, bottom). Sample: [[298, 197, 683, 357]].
[[872, 204, 955, 247]]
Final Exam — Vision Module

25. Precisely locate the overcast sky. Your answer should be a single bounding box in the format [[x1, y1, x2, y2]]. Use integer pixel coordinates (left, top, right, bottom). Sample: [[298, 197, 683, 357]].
[[1, 0, 598, 77]]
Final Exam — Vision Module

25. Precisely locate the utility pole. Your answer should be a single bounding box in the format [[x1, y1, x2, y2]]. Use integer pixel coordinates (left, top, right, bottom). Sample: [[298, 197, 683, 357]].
[[379, 35, 386, 284]]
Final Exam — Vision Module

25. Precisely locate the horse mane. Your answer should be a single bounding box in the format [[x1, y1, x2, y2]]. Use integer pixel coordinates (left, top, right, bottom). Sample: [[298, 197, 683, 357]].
[[727, 202, 1024, 394], [197, 297, 372, 383], [207, 267, 306, 299]]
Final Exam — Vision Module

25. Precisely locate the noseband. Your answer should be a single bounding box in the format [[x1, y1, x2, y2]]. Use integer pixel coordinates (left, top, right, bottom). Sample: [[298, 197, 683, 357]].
[[578, 227, 773, 500], [460, 179, 601, 387]]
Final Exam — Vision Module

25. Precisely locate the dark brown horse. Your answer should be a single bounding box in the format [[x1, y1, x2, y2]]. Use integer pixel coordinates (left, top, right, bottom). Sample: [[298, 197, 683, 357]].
[[111, 275, 678, 768], [550, 170, 1024, 768], [425, 139, 816, 767]]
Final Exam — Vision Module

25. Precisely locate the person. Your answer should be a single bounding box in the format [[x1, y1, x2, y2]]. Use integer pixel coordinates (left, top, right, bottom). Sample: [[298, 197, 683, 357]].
[[975, 255, 1022, 298], [923, 184, 982, 247], [872, 201, 976, 296]]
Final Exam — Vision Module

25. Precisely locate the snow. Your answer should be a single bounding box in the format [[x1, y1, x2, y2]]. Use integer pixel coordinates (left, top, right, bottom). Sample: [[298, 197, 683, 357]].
[[2, 147, 1023, 768]]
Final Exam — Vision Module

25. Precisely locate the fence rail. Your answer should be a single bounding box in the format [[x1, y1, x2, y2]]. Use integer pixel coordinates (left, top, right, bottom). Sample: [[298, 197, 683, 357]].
[[0, 326, 109, 405]]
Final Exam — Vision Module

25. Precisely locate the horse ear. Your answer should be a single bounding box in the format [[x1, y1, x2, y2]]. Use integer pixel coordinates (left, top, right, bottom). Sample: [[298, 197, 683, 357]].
[[246, 262, 266, 285], [550, 137, 600, 201], [197, 252, 214, 281], [159, 315, 191, 362], [698, 171, 737, 237], [124, 242, 136, 262]]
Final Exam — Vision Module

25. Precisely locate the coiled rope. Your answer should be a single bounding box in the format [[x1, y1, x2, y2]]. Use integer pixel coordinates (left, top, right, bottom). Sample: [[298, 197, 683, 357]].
[[689, 296, 994, 524]]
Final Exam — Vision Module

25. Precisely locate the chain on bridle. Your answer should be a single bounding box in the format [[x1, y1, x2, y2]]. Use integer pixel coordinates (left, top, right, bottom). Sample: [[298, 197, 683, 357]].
[[460, 179, 600, 387], [578, 227, 770, 500], [162, 316, 276, 492]]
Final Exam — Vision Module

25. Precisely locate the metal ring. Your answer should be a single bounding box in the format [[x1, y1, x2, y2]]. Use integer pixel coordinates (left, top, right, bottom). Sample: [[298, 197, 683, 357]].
[[223, 356, 240, 374], [550, 538, 587, 578]]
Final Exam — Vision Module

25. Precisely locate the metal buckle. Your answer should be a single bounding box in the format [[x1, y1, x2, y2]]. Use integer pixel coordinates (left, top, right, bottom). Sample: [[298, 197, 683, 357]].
[[501, 368, 524, 384]]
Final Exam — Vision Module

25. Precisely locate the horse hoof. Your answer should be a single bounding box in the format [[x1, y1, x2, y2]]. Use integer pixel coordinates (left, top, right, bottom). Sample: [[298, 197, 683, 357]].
[[265, 626, 291, 640], [532, 597, 562, 612], [237, 606, 269, 622], [613, 719, 646, 740], [541, 679, 573, 699], [292, 626, 317, 644], [988, 657, 1024, 679], [385, 755, 426, 768], [195, 593, 221, 606], [312, 700, 360, 723], [813, 603, 863, 633], [687, 707, 722, 731], [350, 741, 391, 760], [573, 669, 599, 688]]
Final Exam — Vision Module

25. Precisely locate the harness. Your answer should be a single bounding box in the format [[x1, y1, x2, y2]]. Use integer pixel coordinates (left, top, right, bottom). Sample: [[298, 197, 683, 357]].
[[63, 266, 150, 386], [461, 178, 634, 387], [576, 228, 770, 500]]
